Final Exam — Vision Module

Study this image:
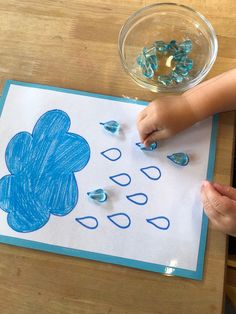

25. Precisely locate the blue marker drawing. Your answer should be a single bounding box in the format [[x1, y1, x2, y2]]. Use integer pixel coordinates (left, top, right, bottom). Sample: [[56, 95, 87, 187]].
[[75, 216, 98, 230], [107, 213, 131, 229], [109, 173, 131, 187], [100, 147, 122, 161], [140, 166, 161, 181], [0, 110, 90, 233], [126, 193, 148, 205], [146, 216, 170, 230]]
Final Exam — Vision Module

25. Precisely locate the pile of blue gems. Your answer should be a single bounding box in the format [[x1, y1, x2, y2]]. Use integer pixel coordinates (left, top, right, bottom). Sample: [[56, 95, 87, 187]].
[[136, 39, 193, 86]]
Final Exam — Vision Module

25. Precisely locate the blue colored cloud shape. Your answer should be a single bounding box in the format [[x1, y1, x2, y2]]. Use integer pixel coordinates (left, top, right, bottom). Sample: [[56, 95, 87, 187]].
[[0, 109, 90, 233]]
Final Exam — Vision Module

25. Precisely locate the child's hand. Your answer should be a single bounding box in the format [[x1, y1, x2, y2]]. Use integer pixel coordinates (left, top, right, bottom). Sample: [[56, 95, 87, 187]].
[[137, 95, 197, 147], [201, 181, 236, 236]]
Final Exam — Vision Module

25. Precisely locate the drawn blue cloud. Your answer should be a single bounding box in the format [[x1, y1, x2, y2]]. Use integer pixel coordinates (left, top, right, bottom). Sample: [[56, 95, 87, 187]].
[[0, 109, 90, 233]]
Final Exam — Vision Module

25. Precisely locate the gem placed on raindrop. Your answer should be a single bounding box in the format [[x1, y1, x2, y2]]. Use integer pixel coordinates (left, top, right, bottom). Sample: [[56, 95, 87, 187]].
[[179, 40, 192, 54], [154, 40, 168, 53], [171, 71, 184, 83], [158, 75, 173, 86], [167, 152, 189, 166], [100, 120, 120, 134], [136, 142, 158, 151], [87, 189, 108, 202]]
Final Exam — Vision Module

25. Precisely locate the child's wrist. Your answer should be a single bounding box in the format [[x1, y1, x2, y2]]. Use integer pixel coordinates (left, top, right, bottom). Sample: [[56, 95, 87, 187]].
[[182, 91, 213, 123], [181, 94, 200, 126]]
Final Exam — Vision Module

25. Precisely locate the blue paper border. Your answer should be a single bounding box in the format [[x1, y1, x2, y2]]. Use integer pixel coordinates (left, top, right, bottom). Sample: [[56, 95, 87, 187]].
[[0, 80, 218, 280]]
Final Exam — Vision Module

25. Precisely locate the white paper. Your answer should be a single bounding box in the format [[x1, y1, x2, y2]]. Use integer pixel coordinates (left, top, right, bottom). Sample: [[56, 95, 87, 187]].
[[0, 84, 212, 272]]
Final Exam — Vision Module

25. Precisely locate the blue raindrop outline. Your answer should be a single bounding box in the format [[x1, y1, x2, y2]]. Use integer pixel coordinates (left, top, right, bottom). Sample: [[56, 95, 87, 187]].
[[126, 193, 148, 205], [140, 166, 161, 181], [100, 147, 122, 162], [146, 216, 170, 230], [107, 212, 131, 229], [109, 173, 131, 187], [75, 216, 98, 230]]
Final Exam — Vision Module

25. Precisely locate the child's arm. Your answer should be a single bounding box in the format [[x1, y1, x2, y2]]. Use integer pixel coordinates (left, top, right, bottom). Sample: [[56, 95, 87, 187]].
[[137, 68, 236, 147], [137, 68, 236, 236]]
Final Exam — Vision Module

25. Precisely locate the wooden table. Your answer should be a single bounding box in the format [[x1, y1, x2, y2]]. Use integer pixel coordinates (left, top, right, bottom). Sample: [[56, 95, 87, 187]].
[[0, 1, 235, 313]]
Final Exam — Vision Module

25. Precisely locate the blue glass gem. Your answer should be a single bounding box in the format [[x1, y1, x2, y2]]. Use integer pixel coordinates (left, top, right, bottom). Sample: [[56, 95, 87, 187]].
[[175, 65, 189, 77], [168, 40, 179, 53], [167, 152, 189, 166], [158, 75, 173, 86], [179, 40, 192, 54], [148, 55, 158, 71], [87, 189, 108, 202], [154, 40, 168, 53], [136, 53, 146, 68], [142, 63, 154, 78], [144, 47, 158, 71], [100, 120, 120, 134], [180, 58, 193, 71], [137, 46, 158, 72], [171, 71, 184, 83], [143, 46, 156, 58], [173, 51, 187, 62], [136, 142, 158, 151]]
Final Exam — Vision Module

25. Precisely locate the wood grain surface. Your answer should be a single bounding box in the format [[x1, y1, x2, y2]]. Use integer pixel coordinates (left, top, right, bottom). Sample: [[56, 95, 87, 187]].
[[0, 1, 235, 313]]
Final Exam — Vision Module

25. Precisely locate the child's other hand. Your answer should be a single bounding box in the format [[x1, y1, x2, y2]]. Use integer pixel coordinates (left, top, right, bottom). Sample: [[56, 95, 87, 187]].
[[201, 181, 236, 236], [137, 95, 197, 147]]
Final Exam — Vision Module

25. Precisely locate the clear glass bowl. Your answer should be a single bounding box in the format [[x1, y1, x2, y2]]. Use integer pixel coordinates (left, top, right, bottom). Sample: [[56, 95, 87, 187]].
[[118, 3, 218, 93]]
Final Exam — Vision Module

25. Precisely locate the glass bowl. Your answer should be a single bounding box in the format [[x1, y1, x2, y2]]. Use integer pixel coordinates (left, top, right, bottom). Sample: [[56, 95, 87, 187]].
[[118, 3, 218, 93]]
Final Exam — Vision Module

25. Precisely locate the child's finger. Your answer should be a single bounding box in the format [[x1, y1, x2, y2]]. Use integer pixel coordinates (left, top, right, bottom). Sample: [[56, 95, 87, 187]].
[[137, 118, 158, 142], [201, 181, 232, 215], [213, 183, 236, 201], [137, 109, 147, 123], [201, 187, 223, 221], [143, 130, 168, 147]]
